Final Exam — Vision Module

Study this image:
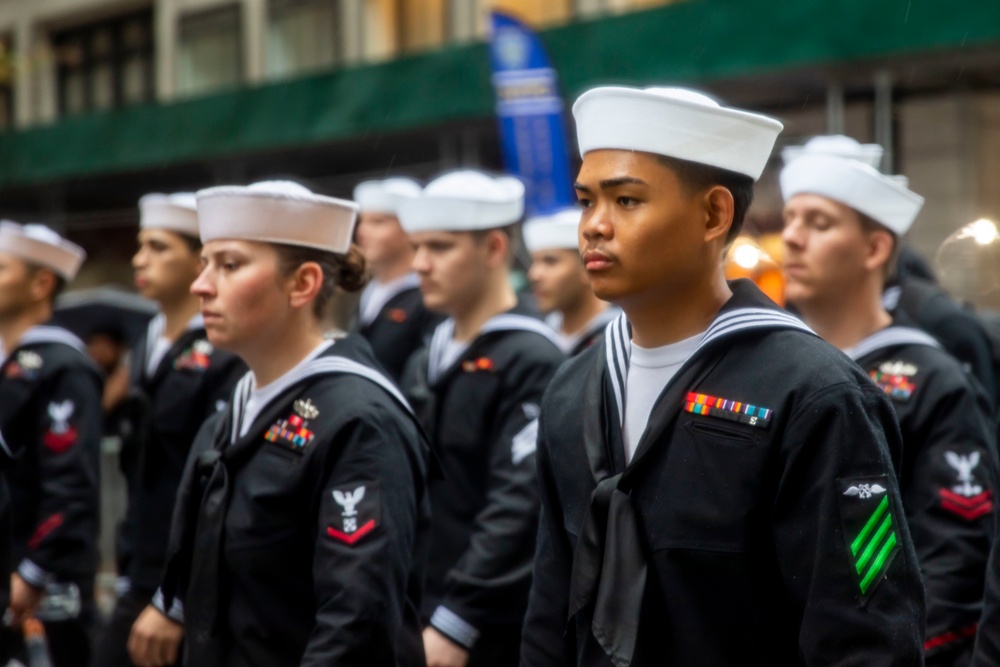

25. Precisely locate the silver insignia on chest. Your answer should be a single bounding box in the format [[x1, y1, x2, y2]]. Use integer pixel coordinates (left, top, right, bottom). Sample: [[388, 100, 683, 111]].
[[294, 398, 320, 420]]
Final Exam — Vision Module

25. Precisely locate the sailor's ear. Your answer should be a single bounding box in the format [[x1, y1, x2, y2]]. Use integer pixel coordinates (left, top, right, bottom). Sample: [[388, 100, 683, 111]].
[[863, 228, 895, 274], [286, 261, 324, 310], [702, 186, 734, 245]]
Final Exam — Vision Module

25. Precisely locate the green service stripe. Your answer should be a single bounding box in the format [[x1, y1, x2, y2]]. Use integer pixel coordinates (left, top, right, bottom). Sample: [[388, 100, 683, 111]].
[[856, 515, 893, 574], [859, 532, 898, 594], [851, 496, 890, 556]]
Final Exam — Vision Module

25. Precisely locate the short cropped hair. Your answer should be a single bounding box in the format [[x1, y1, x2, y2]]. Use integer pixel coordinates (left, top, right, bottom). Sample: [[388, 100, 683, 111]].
[[655, 155, 755, 245]]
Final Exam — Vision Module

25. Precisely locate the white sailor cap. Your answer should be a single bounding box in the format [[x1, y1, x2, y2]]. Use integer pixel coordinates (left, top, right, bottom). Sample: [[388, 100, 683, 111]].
[[572, 86, 783, 181], [196, 181, 359, 254], [780, 154, 924, 236], [353, 178, 422, 215], [0, 222, 86, 280], [781, 134, 883, 169], [523, 208, 582, 253], [398, 170, 525, 233], [139, 192, 199, 237]]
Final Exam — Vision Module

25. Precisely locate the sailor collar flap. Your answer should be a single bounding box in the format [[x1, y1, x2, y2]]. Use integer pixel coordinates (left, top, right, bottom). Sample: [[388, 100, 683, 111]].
[[843, 325, 941, 362], [15, 325, 86, 356], [227, 350, 412, 448], [426, 312, 559, 384], [2, 325, 89, 384]]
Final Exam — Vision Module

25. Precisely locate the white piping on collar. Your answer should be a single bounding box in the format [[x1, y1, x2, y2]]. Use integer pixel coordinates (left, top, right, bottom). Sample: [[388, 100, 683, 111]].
[[427, 313, 559, 383], [18, 325, 86, 354], [843, 326, 941, 361], [605, 308, 815, 427], [229, 349, 412, 445]]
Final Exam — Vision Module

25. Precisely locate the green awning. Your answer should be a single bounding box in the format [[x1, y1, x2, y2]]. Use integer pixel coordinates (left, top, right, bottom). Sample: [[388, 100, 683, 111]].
[[0, 0, 997, 187]]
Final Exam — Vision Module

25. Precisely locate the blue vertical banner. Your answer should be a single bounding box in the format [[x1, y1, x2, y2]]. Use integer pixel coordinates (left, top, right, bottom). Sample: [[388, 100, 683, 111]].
[[488, 12, 575, 216]]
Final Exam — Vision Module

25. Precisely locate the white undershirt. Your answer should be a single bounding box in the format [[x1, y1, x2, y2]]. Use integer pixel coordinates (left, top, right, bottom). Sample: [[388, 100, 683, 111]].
[[438, 339, 469, 375], [144, 313, 205, 378], [358, 273, 419, 327], [146, 337, 173, 377], [622, 331, 705, 463], [239, 340, 334, 437]]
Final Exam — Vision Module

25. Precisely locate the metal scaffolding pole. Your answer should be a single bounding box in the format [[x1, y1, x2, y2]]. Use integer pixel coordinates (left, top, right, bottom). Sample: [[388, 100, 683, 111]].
[[826, 82, 845, 135], [874, 69, 894, 173]]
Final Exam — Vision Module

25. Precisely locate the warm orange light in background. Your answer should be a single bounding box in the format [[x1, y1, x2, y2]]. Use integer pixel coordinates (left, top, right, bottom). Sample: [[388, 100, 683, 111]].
[[725, 235, 786, 306]]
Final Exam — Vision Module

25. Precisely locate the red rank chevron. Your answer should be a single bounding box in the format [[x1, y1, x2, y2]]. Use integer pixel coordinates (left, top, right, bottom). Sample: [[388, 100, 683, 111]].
[[43, 426, 78, 454], [28, 513, 64, 549], [939, 488, 993, 521], [326, 519, 376, 545]]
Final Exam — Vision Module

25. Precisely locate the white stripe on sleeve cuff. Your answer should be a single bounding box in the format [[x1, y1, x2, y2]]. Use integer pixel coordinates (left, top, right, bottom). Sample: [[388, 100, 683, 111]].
[[430, 606, 480, 649], [17, 560, 54, 588], [151, 588, 185, 623]]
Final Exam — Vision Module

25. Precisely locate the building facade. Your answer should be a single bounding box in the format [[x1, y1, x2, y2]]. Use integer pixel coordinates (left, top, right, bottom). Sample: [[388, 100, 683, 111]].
[[0, 0, 997, 305]]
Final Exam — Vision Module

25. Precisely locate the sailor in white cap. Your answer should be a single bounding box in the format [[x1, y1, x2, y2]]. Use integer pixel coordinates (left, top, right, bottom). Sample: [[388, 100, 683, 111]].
[[521, 86, 925, 667], [781, 155, 994, 665], [784, 135, 1000, 405], [397, 170, 563, 667], [92, 194, 245, 667], [352, 178, 440, 381], [524, 208, 617, 356], [781, 133, 884, 168], [127, 181, 429, 667], [0, 223, 103, 667]]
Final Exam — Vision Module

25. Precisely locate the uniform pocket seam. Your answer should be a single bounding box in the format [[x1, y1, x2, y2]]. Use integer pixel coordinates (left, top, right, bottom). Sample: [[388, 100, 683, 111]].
[[684, 419, 760, 446]]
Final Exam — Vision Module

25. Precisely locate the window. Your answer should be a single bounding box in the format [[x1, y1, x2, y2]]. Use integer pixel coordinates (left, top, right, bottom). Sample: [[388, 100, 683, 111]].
[[177, 5, 243, 98], [53, 11, 154, 118], [267, 0, 340, 79], [398, 0, 447, 53]]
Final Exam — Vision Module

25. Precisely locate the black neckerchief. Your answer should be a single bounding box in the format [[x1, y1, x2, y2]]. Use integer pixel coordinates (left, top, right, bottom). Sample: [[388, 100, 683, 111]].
[[568, 280, 815, 667]]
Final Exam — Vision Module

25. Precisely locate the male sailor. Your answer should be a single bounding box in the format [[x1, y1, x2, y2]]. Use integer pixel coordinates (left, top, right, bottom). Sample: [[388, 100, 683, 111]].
[[398, 170, 564, 667], [519, 86, 925, 666], [0, 222, 102, 667], [353, 178, 440, 380], [93, 192, 244, 667], [784, 136, 999, 406], [524, 209, 616, 356], [781, 153, 995, 665]]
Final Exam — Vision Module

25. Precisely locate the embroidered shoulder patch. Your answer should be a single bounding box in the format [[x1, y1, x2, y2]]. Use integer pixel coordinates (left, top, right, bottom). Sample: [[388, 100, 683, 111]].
[[327, 481, 380, 546], [940, 450, 993, 521], [43, 400, 78, 454], [837, 476, 901, 600], [684, 392, 772, 428], [869, 370, 915, 401]]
